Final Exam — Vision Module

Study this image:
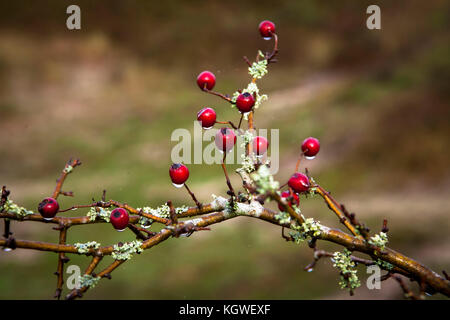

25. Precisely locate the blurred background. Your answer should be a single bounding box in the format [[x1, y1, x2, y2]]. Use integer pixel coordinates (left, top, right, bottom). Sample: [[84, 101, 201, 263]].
[[0, 0, 449, 299]]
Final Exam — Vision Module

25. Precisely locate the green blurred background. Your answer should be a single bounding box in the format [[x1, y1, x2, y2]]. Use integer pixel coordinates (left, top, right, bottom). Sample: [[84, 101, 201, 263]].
[[0, 0, 449, 299]]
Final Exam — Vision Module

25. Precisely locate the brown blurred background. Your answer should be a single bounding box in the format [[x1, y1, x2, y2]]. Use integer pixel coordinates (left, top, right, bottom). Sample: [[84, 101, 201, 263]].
[[0, 0, 449, 299]]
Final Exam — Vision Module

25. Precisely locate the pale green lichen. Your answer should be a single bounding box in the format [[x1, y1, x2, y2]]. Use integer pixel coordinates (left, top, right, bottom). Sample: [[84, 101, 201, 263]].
[[288, 216, 322, 243], [225, 198, 239, 215], [87, 207, 111, 222], [112, 240, 143, 260], [375, 259, 394, 271], [240, 130, 255, 148], [251, 165, 279, 193], [63, 165, 73, 174], [236, 154, 256, 174], [368, 232, 388, 251], [137, 204, 171, 219], [275, 211, 291, 225], [248, 58, 268, 79], [332, 249, 361, 291], [0, 200, 34, 218], [175, 205, 189, 214], [74, 241, 101, 254], [79, 274, 100, 289]]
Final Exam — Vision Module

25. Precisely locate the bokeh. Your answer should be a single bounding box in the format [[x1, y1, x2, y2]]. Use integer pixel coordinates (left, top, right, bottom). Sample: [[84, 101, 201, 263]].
[[0, 0, 449, 299]]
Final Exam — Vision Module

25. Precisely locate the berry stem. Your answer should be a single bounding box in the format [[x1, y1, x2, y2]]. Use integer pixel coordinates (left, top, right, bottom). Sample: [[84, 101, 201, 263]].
[[202, 87, 233, 103], [184, 183, 202, 209], [295, 152, 304, 172], [221, 153, 236, 197], [266, 32, 279, 63], [215, 120, 238, 130], [238, 113, 244, 129]]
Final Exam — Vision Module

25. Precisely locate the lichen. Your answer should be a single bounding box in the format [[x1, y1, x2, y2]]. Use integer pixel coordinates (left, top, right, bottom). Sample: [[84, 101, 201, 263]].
[[288, 216, 322, 243], [0, 200, 34, 218], [248, 57, 268, 79], [63, 165, 74, 174], [368, 232, 388, 251], [74, 241, 101, 254], [111, 240, 143, 260], [251, 165, 279, 193], [79, 274, 100, 289], [87, 207, 111, 222], [275, 211, 291, 225], [236, 154, 256, 174], [137, 204, 171, 219], [376, 259, 394, 271], [332, 249, 361, 291], [175, 205, 189, 214]]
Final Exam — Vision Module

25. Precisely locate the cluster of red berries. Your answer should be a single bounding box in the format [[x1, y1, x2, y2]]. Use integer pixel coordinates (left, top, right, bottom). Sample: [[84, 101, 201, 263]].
[[194, 20, 277, 160]]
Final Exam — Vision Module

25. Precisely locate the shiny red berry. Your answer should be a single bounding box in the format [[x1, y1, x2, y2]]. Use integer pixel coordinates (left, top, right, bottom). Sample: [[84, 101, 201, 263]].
[[252, 136, 269, 156], [288, 172, 310, 193], [110, 208, 129, 231], [301, 137, 320, 159], [38, 197, 59, 220], [235, 92, 255, 113], [278, 191, 300, 212], [169, 163, 189, 187], [259, 20, 276, 39], [197, 107, 216, 129], [215, 128, 237, 153], [197, 71, 216, 90]]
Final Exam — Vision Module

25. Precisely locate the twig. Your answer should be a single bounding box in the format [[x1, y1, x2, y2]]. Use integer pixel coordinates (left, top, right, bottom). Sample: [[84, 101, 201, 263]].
[[52, 159, 81, 199], [54, 226, 69, 299], [184, 184, 202, 209]]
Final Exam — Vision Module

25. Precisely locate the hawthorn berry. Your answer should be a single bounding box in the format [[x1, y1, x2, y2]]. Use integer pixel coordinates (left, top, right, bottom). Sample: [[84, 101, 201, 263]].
[[196, 71, 216, 90], [301, 137, 320, 159], [110, 208, 129, 231], [288, 172, 310, 193], [259, 20, 276, 40], [197, 107, 217, 129], [215, 128, 237, 153], [38, 197, 59, 220], [169, 163, 190, 187], [252, 136, 269, 156], [278, 191, 300, 212], [236, 92, 255, 113]]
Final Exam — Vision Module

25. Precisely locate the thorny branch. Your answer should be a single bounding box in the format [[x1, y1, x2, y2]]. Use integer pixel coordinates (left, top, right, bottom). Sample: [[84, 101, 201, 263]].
[[1, 25, 449, 301]]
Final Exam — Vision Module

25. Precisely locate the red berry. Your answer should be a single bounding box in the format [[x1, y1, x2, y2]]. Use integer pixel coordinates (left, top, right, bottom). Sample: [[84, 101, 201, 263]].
[[197, 71, 216, 90], [252, 136, 269, 156], [197, 107, 217, 129], [169, 163, 189, 187], [236, 92, 255, 113], [110, 208, 129, 231], [278, 191, 300, 212], [215, 128, 237, 153], [301, 137, 320, 159], [288, 172, 310, 193], [259, 20, 276, 39], [38, 197, 59, 220]]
